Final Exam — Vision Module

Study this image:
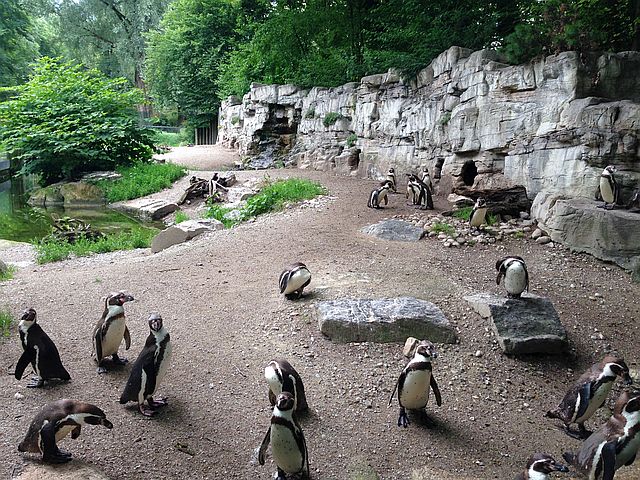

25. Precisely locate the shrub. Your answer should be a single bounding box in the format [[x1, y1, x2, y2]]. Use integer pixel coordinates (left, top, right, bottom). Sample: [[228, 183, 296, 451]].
[[304, 108, 315, 119], [152, 130, 189, 147], [439, 111, 452, 125], [346, 133, 358, 148], [204, 204, 237, 228], [0, 58, 156, 185], [323, 112, 343, 127]]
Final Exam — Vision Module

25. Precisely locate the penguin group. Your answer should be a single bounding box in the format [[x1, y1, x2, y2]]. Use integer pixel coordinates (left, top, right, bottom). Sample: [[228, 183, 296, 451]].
[[367, 165, 435, 210]]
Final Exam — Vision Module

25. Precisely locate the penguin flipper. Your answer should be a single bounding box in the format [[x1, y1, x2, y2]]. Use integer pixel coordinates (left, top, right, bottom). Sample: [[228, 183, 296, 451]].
[[257, 427, 271, 465], [124, 325, 131, 350], [430, 375, 442, 407], [496, 270, 504, 286], [601, 440, 617, 480], [71, 425, 81, 439], [575, 383, 592, 421], [388, 376, 400, 406], [93, 329, 103, 362], [383, 194, 388, 205], [625, 453, 636, 466], [15, 350, 34, 380]]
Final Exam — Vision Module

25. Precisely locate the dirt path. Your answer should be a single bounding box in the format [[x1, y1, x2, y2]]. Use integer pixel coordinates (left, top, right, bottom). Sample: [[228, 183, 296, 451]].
[[1, 146, 639, 479]]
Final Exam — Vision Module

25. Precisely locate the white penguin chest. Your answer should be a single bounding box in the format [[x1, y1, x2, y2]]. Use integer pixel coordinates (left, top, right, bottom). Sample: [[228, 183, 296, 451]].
[[577, 382, 612, 422], [101, 316, 126, 357], [271, 424, 303, 473], [265, 366, 283, 395], [470, 207, 487, 227], [283, 269, 311, 295], [400, 369, 431, 409], [378, 190, 388, 203], [600, 176, 614, 203], [505, 263, 527, 295], [155, 339, 172, 387]]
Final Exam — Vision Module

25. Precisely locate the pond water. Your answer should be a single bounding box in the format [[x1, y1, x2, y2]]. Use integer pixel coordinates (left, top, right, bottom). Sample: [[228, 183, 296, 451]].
[[0, 174, 160, 243]]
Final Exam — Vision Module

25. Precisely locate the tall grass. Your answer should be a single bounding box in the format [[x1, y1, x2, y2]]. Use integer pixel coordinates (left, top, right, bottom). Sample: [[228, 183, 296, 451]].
[[0, 265, 15, 282], [0, 308, 12, 337], [174, 211, 190, 223], [452, 206, 498, 226], [94, 162, 186, 203]]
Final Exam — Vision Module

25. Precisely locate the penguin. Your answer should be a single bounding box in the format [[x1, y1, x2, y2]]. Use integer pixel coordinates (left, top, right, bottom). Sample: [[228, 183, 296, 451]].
[[406, 176, 420, 205], [496, 256, 529, 298], [15, 308, 70, 388], [18, 399, 113, 464], [92, 291, 134, 374], [514, 453, 569, 480], [385, 167, 397, 193], [368, 181, 391, 209], [258, 392, 309, 480], [120, 313, 172, 416], [389, 339, 442, 428], [421, 166, 433, 194], [546, 355, 633, 439], [563, 391, 640, 480], [279, 262, 311, 300], [406, 174, 433, 210], [599, 165, 618, 210], [265, 359, 308, 413], [469, 197, 488, 228]]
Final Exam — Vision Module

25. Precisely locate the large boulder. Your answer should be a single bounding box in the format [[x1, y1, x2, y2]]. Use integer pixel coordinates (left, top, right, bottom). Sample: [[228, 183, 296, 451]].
[[317, 297, 457, 344], [151, 219, 224, 253], [464, 293, 568, 355], [28, 182, 105, 207], [114, 198, 178, 221], [361, 220, 424, 242]]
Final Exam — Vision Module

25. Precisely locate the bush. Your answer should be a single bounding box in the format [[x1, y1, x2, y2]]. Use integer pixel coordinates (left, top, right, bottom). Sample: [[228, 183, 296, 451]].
[[323, 112, 343, 127], [346, 133, 358, 148], [0, 58, 156, 185], [152, 130, 189, 147]]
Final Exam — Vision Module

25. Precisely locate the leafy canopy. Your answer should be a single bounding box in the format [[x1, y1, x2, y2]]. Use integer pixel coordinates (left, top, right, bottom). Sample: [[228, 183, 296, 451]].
[[0, 57, 155, 185]]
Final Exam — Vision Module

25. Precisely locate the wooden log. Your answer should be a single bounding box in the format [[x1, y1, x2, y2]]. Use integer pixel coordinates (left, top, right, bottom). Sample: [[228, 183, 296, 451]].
[[452, 185, 531, 216]]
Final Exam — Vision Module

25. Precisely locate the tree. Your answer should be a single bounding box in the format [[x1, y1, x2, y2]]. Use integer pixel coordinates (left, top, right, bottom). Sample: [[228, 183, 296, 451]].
[[0, 58, 155, 185], [0, 1, 41, 87]]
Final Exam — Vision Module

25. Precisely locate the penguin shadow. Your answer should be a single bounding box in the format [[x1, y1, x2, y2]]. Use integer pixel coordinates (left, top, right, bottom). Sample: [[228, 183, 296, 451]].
[[407, 410, 452, 434], [121, 396, 190, 424]]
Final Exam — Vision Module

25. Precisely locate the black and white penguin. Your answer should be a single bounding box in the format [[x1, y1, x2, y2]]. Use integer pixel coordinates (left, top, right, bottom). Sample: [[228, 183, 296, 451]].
[[120, 313, 172, 416], [421, 166, 433, 194], [406, 174, 433, 210], [496, 256, 529, 298], [368, 181, 391, 208], [15, 308, 70, 388], [514, 453, 569, 480], [92, 291, 134, 374], [563, 391, 640, 480], [18, 399, 113, 464], [469, 197, 488, 228], [385, 167, 397, 193], [258, 392, 309, 480], [279, 262, 311, 300], [546, 355, 633, 439], [599, 165, 618, 210], [406, 175, 420, 204], [265, 359, 308, 413], [389, 339, 442, 428]]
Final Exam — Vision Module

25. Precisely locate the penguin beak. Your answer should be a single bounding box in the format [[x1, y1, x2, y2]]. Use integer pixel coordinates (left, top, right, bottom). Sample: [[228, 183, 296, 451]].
[[553, 463, 569, 473], [624, 373, 634, 385]]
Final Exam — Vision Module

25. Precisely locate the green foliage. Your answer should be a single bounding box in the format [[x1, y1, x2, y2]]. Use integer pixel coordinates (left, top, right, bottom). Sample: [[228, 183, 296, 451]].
[[93, 161, 186, 203], [514, 230, 525, 239], [323, 112, 344, 127], [346, 133, 358, 148], [431, 221, 455, 236], [305, 108, 315, 119], [174, 210, 189, 223], [452, 206, 473, 221], [35, 228, 156, 264], [486, 213, 498, 226], [231, 115, 240, 125], [151, 130, 189, 147], [0, 1, 40, 87], [204, 204, 237, 228], [0, 265, 16, 282], [439, 112, 452, 125], [0, 307, 12, 337], [0, 58, 155, 185]]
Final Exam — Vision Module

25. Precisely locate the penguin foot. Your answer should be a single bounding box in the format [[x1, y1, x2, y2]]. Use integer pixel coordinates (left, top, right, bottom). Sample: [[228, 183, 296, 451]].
[[96, 366, 108, 374], [275, 468, 287, 480], [111, 354, 128, 366], [148, 396, 168, 408], [26, 377, 44, 388], [139, 404, 158, 417], [564, 426, 592, 440], [58, 449, 73, 457], [43, 451, 73, 464], [397, 408, 410, 428]]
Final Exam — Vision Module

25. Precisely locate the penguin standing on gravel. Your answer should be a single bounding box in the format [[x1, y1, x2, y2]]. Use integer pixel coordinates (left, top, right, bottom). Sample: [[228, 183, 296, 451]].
[[385, 168, 397, 193], [15, 308, 70, 388], [421, 166, 433, 194], [599, 165, 619, 210], [515, 453, 569, 480], [120, 313, 172, 416], [469, 197, 488, 228], [546, 356, 633, 439], [496, 256, 529, 298], [563, 391, 640, 480], [258, 392, 309, 480], [368, 181, 392, 209], [389, 339, 442, 428], [92, 291, 134, 373], [279, 262, 311, 300], [265, 359, 308, 413], [18, 399, 113, 464], [405, 174, 433, 210]]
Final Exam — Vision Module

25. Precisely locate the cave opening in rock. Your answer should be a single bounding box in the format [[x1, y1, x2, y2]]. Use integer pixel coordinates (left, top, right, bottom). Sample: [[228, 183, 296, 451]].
[[461, 160, 477, 186], [434, 157, 444, 179]]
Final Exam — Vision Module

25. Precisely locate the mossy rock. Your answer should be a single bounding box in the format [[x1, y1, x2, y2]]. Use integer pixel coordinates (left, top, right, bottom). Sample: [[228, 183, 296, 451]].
[[28, 184, 64, 206]]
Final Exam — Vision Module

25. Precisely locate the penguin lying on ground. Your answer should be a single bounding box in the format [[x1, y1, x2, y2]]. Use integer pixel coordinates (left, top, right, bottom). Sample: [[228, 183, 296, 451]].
[[546, 356, 633, 439], [599, 165, 618, 210], [120, 313, 172, 416], [469, 197, 488, 228], [496, 256, 529, 298], [368, 181, 392, 209], [258, 392, 309, 480], [279, 262, 311, 300], [389, 339, 442, 428], [514, 453, 569, 480], [386, 167, 397, 193], [563, 391, 640, 480], [265, 359, 308, 414], [15, 308, 70, 388], [18, 399, 112, 464], [92, 291, 134, 374]]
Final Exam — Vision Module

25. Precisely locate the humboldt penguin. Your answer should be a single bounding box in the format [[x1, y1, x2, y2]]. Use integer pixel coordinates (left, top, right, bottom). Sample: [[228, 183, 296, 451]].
[[599, 165, 618, 210], [368, 181, 391, 209], [421, 166, 433, 194], [265, 359, 308, 413], [18, 399, 113, 464], [406, 174, 433, 209], [279, 262, 311, 300], [406, 175, 419, 204], [15, 308, 70, 388], [546, 356, 633, 439], [469, 197, 488, 228], [385, 168, 397, 193], [515, 453, 569, 480], [389, 339, 442, 428], [120, 313, 172, 416], [563, 391, 640, 480], [258, 392, 309, 480], [496, 256, 529, 298], [92, 291, 134, 373]]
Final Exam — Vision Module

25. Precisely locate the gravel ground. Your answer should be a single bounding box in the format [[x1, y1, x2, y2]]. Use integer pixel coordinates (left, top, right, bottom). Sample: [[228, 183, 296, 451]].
[[1, 146, 639, 480]]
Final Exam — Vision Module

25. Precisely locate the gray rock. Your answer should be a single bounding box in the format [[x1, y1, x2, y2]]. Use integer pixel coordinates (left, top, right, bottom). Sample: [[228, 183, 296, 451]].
[[531, 228, 543, 239], [28, 182, 105, 207], [227, 186, 256, 203], [403, 337, 420, 358], [447, 193, 474, 207], [536, 235, 552, 244], [317, 297, 457, 344], [361, 220, 425, 242], [464, 293, 568, 355], [80, 171, 122, 182], [151, 219, 224, 253], [218, 171, 237, 187], [115, 198, 178, 221]]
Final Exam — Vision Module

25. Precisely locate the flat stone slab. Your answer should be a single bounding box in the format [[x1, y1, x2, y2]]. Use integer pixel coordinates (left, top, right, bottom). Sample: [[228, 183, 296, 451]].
[[115, 198, 178, 221], [361, 220, 424, 242], [464, 293, 568, 355], [151, 219, 224, 253], [317, 297, 457, 344]]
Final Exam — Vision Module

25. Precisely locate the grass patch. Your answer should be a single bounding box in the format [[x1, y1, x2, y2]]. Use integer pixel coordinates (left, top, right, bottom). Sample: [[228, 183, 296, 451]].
[[174, 211, 189, 223], [431, 221, 456, 236], [35, 228, 156, 264], [486, 213, 498, 226], [205, 178, 327, 228], [323, 112, 344, 127], [94, 162, 186, 203], [151, 130, 188, 147], [0, 308, 13, 337], [0, 265, 16, 282], [452, 206, 473, 221]]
